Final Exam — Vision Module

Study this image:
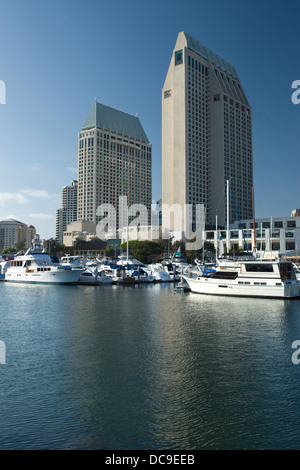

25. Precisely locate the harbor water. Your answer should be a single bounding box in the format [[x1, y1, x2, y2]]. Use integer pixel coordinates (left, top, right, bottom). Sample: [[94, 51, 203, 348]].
[[1, 281, 300, 450]]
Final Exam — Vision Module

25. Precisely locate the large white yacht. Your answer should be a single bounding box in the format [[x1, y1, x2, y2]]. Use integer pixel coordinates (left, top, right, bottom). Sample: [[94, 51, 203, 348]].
[[183, 258, 300, 298], [5, 235, 82, 284]]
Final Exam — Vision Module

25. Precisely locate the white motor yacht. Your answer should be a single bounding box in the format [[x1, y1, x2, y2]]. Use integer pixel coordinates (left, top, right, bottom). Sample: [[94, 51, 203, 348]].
[[5, 235, 83, 284], [183, 258, 300, 298]]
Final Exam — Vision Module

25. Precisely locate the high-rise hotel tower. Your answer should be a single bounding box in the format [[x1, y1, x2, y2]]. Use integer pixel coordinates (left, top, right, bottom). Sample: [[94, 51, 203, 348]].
[[162, 31, 253, 233], [77, 101, 152, 231]]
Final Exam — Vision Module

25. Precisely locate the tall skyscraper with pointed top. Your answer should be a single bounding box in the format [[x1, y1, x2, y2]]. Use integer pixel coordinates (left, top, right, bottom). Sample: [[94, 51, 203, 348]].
[[162, 31, 253, 234], [77, 101, 152, 231]]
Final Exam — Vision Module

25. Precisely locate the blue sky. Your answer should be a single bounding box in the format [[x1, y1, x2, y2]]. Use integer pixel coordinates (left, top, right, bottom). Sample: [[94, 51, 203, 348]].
[[0, 0, 299, 239]]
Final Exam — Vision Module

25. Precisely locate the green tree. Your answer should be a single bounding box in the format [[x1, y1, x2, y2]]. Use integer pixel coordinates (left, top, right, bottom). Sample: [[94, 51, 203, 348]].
[[172, 240, 185, 256], [43, 238, 65, 256], [119, 240, 164, 264], [1, 248, 14, 254], [229, 245, 244, 255], [186, 241, 216, 263], [15, 239, 26, 251], [104, 245, 115, 257]]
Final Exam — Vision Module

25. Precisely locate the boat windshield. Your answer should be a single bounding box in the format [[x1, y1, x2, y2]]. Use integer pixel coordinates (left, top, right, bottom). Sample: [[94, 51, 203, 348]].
[[61, 257, 81, 264], [245, 263, 274, 272], [279, 262, 296, 281]]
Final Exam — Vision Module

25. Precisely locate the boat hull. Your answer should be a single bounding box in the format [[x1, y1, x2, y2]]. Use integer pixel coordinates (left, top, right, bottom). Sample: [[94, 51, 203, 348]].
[[5, 269, 81, 285], [183, 276, 300, 299]]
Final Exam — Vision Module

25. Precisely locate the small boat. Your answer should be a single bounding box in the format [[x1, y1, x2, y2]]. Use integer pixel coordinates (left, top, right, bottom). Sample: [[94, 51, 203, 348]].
[[174, 270, 189, 292], [0, 256, 10, 280], [120, 275, 136, 284], [78, 266, 101, 285], [4, 235, 83, 284], [172, 247, 189, 270], [125, 266, 155, 283], [116, 255, 144, 268], [97, 266, 117, 282], [183, 258, 300, 298], [60, 255, 87, 270], [77, 262, 114, 285], [98, 271, 113, 284], [143, 263, 173, 282]]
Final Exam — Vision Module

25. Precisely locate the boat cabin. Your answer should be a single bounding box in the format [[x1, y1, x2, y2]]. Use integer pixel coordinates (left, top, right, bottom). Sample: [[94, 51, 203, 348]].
[[205, 260, 297, 283]]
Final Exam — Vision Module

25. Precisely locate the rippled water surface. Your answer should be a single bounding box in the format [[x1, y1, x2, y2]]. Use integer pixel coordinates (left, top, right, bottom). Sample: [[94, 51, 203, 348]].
[[1, 281, 300, 449]]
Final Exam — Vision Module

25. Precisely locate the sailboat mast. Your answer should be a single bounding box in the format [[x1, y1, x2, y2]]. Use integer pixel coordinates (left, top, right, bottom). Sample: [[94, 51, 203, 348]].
[[126, 206, 129, 264], [216, 214, 218, 259], [252, 187, 256, 247], [226, 180, 230, 253]]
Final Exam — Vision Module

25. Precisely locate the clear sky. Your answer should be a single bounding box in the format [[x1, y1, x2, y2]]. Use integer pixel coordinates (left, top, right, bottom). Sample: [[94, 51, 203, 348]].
[[0, 0, 299, 239]]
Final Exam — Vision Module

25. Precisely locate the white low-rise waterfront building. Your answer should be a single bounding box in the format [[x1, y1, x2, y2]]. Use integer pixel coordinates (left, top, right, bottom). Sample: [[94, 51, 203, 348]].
[[117, 225, 161, 244], [204, 214, 300, 259]]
